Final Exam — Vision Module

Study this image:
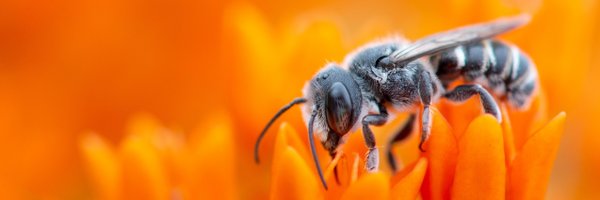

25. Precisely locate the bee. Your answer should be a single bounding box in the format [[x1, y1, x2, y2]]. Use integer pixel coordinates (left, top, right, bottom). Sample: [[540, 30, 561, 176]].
[[254, 15, 536, 189]]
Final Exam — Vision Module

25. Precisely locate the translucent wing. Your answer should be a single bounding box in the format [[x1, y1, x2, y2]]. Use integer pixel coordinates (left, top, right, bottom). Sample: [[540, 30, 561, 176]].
[[389, 14, 530, 64]]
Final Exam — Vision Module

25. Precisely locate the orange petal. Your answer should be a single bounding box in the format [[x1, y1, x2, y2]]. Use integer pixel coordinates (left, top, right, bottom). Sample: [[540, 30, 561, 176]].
[[274, 122, 336, 194], [323, 153, 355, 200], [154, 131, 187, 193], [350, 153, 360, 184], [501, 103, 517, 166], [125, 113, 162, 140], [451, 114, 505, 199], [223, 2, 291, 136], [119, 134, 169, 200], [272, 122, 310, 169], [341, 172, 390, 200], [80, 133, 121, 200], [383, 113, 422, 172], [507, 112, 566, 199], [270, 146, 323, 200], [421, 108, 457, 200], [391, 157, 428, 200], [438, 81, 484, 139], [124, 114, 188, 190], [508, 90, 549, 150], [187, 113, 236, 200], [390, 158, 418, 186], [341, 128, 368, 167], [324, 150, 343, 181], [324, 153, 352, 199], [283, 20, 345, 85]]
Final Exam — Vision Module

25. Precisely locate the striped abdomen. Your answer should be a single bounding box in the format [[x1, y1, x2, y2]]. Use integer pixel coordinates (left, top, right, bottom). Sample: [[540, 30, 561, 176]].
[[430, 39, 537, 108]]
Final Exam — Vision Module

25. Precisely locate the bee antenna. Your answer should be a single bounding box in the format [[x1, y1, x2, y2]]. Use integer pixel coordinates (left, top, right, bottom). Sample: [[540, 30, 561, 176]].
[[254, 97, 307, 164], [308, 111, 329, 190]]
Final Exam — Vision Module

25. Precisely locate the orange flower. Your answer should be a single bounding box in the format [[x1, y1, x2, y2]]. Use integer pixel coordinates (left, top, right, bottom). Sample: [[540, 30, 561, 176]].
[[218, 2, 567, 199], [79, 2, 568, 199], [4, 0, 599, 198], [256, 103, 565, 199], [81, 113, 237, 200], [80, 101, 566, 199]]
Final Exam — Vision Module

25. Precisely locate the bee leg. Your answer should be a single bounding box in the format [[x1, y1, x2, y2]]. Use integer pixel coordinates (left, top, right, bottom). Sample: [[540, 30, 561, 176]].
[[386, 113, 416, 172], [418, 70, 435, 152], [362, 104, 388, 172], [443, 84, 501, 122]]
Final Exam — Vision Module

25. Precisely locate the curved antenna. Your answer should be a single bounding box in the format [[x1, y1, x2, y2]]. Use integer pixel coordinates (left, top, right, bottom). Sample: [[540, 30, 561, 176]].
[[308, 111, 329, 190], [254, 97, 307, 164]]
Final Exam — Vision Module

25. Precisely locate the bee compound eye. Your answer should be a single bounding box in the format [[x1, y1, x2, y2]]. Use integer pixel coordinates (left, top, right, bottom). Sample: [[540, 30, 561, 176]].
[[326, 82, 353, 135]]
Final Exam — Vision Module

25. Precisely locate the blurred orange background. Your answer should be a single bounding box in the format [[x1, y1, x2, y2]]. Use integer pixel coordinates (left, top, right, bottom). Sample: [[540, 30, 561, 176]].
[[0, 0, 598, 199]]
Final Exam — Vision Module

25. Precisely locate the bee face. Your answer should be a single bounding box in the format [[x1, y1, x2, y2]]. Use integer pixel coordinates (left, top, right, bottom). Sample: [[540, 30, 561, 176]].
[[303, 64, 363, 143]]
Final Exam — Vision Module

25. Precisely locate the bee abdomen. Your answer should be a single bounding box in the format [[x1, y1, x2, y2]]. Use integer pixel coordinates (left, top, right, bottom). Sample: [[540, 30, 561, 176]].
[[499, 41, 537, 108], [431, 39, 537, 108]]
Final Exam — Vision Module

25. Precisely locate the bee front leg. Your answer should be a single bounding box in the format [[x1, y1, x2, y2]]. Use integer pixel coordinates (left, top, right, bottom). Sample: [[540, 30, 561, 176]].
[[362, 105, 388, 172]]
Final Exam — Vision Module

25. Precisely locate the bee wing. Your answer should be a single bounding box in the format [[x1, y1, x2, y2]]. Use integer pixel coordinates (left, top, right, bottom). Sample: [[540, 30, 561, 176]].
[[390, 14, 530, 64]]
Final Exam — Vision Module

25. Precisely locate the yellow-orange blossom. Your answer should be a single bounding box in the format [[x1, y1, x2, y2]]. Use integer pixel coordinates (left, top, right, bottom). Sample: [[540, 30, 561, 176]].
[[79, 2, 567, 199], [81, 103, 565, 199]]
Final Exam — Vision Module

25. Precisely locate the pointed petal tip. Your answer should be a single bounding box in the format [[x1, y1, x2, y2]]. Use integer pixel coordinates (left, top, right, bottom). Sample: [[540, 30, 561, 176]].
[[516, 13, 532, 24], [272, 121, 310, 170], [391, 158, 428, 200], [556, 111, 566, 119], [271, 146, 323, 199], [421, 107, 456, 200], [80, 133, 121, 200], [341, 172, 389, 200], [452, 113, 505, 199], [507, 111, 567, 199]]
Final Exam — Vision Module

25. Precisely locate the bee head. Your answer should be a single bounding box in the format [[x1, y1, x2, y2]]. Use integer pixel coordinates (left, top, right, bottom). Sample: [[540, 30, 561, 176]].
[[303, 64, 363, 144]]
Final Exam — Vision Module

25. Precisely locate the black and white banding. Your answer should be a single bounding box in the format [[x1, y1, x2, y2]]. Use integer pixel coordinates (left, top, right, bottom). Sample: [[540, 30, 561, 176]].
[[431, 39, 537, 109]]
